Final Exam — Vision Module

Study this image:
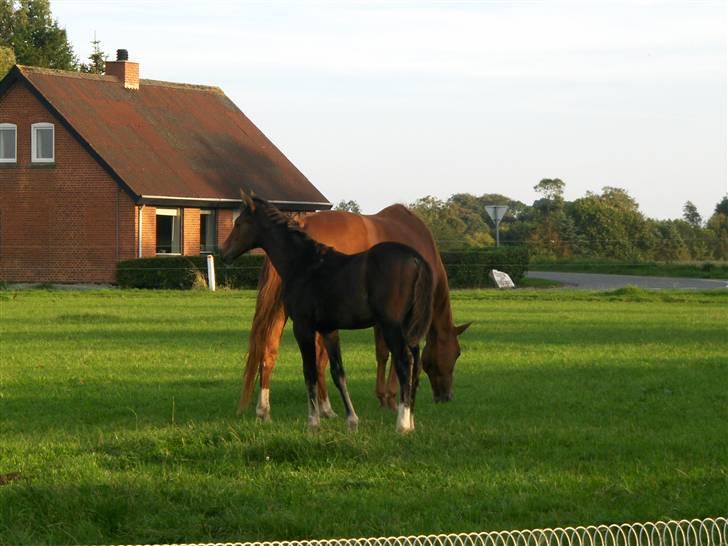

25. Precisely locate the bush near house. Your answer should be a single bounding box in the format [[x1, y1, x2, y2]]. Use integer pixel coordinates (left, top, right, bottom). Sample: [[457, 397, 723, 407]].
[[116, 247, 529, 289], [116, 255, 266, 289]]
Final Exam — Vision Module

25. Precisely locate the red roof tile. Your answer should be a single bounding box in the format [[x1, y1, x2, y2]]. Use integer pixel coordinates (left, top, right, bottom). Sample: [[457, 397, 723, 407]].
[[14, 66, 329, 209]]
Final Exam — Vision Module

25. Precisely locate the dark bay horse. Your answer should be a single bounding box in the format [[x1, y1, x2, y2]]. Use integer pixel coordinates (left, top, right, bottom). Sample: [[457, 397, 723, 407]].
[[239, 204, 471, 421], [222, 193, 433, 432]]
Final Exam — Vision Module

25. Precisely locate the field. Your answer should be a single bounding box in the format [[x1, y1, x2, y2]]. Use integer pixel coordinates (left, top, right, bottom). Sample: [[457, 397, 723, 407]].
[[1, 288, 727, 545]]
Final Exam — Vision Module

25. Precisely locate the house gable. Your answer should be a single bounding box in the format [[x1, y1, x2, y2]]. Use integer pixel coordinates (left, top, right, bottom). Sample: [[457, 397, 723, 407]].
[[0, 77, 138, 283]]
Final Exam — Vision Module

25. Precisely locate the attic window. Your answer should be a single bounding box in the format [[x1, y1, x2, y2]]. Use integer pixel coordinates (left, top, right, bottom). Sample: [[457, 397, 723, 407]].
[[0, 124, 17, 163], [31, 123, 54, 163]]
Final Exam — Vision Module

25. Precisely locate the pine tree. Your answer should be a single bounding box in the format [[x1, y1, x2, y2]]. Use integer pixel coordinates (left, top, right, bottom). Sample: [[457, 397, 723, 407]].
[[79, 35, 105, 74]]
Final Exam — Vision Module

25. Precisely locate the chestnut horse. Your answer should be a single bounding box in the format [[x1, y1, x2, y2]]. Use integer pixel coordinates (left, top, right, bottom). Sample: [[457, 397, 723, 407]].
[[222, 193, 433, 432], [239, 203, 471, 421]]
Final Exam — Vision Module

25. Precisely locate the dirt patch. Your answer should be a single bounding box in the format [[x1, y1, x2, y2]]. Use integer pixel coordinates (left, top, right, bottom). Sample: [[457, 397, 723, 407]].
[[0, 472, 22, 486]]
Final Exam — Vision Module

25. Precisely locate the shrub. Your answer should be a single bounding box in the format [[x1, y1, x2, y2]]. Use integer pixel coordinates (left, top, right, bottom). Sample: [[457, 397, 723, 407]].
[[440, 247, 529, 288], [116, 254, 266, 289]]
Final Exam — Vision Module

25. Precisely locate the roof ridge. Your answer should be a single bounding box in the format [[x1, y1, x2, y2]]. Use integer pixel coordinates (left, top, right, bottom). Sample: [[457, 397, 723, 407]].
[[17, 65, 224, 95]]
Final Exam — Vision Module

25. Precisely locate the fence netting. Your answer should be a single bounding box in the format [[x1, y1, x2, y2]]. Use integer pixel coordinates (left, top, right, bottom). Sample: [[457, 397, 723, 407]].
[[117, 517, 727, 546]]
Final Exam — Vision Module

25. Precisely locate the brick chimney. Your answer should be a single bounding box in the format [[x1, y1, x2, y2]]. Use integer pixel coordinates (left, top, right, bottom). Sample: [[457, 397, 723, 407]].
[[105, 49, 139, 90]]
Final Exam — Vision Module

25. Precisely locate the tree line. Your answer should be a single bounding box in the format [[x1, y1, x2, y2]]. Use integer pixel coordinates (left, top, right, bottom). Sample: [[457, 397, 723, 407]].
[[1, 0, 105, 77], [336, 181, 728, 261]]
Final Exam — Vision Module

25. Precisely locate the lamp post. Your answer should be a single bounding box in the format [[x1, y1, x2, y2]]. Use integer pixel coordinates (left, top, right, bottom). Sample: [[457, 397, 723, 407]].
[[484, 205, 509, 247]]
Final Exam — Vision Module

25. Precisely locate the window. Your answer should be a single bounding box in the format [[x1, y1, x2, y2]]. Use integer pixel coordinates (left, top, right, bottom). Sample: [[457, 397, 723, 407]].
[[0, 124, 16, 163], [31, 123, 54, 163], [200, 209, 217, 253], [156, 208, 181, 254]]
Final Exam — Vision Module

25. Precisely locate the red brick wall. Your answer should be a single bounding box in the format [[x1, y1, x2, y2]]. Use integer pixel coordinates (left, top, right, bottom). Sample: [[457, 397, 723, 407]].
[[183, 207, 200, 256], [0, 80, 138, 283], [217, 208, 235, 250]]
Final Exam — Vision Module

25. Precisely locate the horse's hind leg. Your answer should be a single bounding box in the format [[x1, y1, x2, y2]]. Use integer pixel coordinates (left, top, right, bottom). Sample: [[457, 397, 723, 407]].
[[373, 325, 394, 410], [315, 334, 337, 418], [380, 323, 415, 433], [322, 331, 359, 431], [256, 309, 287, 421]]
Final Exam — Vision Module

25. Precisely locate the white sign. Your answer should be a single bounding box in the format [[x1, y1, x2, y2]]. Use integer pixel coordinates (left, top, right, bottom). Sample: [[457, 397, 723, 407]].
[[484, 205, 509, 225]]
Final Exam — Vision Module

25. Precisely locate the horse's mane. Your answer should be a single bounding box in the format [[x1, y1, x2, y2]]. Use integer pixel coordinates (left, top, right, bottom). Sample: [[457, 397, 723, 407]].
[[253, 197, 332, 259]]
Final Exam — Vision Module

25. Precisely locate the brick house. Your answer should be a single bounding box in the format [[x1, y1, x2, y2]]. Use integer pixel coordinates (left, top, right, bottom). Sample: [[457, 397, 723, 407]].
[[0, 53, 330, 283]]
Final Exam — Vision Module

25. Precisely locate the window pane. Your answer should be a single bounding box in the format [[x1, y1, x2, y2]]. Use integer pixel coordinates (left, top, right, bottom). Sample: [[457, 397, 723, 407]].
[[156, 215, 173, 253], [36, 127, 53, 159], [156, 209, 181, 254], [200, 210, 216, 253], [0, 128, 15, 160]]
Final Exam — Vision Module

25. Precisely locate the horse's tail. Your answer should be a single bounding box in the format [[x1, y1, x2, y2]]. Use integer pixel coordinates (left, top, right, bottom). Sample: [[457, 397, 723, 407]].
[[405, 258, 434, 347], [240, 257, 284, 409]]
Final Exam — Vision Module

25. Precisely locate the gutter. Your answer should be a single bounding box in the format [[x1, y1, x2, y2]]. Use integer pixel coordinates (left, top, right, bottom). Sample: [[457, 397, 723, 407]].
[[138, 195, 332, 212]]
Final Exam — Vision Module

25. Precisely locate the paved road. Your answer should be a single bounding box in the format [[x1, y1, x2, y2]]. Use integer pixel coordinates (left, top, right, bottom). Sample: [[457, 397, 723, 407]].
[[527, 271, 728, 290]]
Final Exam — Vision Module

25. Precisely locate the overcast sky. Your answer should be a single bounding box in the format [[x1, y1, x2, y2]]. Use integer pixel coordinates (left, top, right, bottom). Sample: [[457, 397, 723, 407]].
[[53, 0, 727, 220]]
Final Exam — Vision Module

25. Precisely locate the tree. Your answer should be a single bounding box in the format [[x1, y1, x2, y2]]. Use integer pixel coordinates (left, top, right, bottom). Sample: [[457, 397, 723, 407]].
[[715, 196, 728, 216], [706, 196, 728, 259], [79, 35, 105, 74], [0, 0, 77, 70], [533, 178, 565, 202], [682, 201, 702, 227], [0, 44, 14, 77], [333, 199, 361, 214]]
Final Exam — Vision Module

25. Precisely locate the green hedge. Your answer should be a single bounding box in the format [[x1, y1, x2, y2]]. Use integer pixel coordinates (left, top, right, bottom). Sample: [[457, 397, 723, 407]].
[[116, 247, 529, 289], [441, 247, 529, 287], [116, 255, 265, 289]]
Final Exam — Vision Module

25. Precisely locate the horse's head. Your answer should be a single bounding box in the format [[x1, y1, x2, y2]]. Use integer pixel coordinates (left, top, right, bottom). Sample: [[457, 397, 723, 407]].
[[421, 321, 471, 402], [221, 190, 260, 263]]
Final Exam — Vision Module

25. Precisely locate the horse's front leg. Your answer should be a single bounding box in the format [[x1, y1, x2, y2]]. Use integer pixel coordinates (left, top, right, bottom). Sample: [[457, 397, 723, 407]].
[[315, 334, 337, 418], [322, 331, 359, 431], [293, 321, 320, 430]]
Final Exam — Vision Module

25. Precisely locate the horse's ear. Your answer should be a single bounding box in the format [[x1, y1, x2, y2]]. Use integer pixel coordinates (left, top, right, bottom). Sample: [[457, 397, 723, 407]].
[[454, 322, 472, 336], [239, 189, 256, 212]]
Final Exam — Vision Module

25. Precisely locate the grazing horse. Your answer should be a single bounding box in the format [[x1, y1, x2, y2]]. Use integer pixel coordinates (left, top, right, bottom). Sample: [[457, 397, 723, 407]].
[[222, 193, 433, 432], [240, 204, 471, 420]]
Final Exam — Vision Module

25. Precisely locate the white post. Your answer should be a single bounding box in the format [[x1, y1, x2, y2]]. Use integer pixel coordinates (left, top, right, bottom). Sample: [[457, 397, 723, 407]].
[[206, 254, 216, 291]]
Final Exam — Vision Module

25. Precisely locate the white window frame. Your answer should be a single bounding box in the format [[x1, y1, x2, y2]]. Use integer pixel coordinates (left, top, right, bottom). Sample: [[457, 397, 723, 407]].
[[31, 122, 55, 163], [0, 123, 17, 163]]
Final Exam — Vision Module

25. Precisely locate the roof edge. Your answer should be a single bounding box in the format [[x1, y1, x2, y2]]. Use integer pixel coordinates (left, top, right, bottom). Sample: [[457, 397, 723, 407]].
[[139, 195, 332, 212]]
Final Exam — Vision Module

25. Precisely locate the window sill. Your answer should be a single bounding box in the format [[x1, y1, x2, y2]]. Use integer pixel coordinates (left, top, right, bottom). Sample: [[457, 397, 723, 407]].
[[30, 162, 56, 169], [155, 253, 182, 256], [0, 162, 18, 168]]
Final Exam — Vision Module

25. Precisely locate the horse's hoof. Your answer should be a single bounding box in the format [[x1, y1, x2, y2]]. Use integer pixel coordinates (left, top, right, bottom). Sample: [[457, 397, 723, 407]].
[[319, 397, 338, 418], [256, 410, 272, 422], [347, 416, 359, 432]]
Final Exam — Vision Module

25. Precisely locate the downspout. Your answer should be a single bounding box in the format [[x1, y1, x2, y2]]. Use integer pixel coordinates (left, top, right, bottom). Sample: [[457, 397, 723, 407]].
[[138, 204, 145, 258]]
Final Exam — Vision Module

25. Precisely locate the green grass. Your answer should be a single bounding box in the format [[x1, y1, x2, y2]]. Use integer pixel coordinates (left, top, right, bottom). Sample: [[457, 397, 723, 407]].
[[1, 288, 727, 545], [529, 259, 728, 279]]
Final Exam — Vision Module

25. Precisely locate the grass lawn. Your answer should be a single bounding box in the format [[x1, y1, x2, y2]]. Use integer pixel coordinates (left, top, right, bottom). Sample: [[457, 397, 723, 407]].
[[1, 288, 727, 545]]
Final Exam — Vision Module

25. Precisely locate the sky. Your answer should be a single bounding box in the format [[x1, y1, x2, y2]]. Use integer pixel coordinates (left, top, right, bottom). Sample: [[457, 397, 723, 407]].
[[52, 0, 727, 220]]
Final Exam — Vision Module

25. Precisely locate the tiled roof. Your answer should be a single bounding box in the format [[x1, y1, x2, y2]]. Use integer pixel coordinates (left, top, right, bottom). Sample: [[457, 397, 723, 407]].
[[8, 65, 329, 209]]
